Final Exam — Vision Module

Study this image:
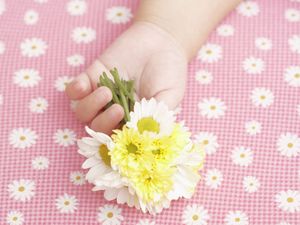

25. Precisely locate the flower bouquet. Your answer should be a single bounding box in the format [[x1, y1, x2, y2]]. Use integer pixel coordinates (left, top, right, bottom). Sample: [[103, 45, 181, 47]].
[[77, 68, 205, 214]]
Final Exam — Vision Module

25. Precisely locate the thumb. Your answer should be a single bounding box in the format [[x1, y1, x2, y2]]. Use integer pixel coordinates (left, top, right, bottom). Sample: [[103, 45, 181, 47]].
[[154, 88, 184, 110]]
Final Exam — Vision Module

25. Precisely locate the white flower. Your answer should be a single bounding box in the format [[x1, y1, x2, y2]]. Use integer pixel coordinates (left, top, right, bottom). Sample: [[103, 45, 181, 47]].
[[137, 219, 156, 225], [205, 169, 223, 189], [6, 211, 24, 225], [255, 37, 272, 50], [276, 133, 300, 157], [197, 43, 222, 63], [225, 211, 249, 225], [24, 10, 39, 25], [54, 76, 73, 92], [8, 179, 35, 202], [243, 57, 264, 74], [243, 176, 260, 193], [32, 156, 49, 170], [275, 190, 300, 213], [245, 120, 262, 135], [71, 27, 96, 44], [13, 69, 41, 88], [67, 54, 85, 67], [53, 129, 76, 147], [20, 38, 47, 57], [67, 0, 87, 16], [198, 97, 226, 119], [285, 9, 300, 22], [231, 147, 253, 167], [9, 128, 38, 149], [0, 0, 6, 15], [106, 6, 133, 24], [250, 87, 274, 108], [284, 66, 300, 87], [195, 70, 213, 85], [195, 132, 219, 155], [288, 35, 300, 54], [56, 194, 78, 213], [182, 204, 209, 225], [34, 0, 47, 3], [97, 205, 124, 225], [70, 171, 86, 185], [0, 94, 3, 105], [217, 24, 234, 37], [236, 1, 259, 17], [0, 40, 5, 54], [29, 97, 48, 113]]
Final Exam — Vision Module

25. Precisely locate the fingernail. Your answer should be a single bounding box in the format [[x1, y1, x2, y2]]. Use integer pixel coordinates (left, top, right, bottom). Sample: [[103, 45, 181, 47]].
[[72, 78, 86, 92]]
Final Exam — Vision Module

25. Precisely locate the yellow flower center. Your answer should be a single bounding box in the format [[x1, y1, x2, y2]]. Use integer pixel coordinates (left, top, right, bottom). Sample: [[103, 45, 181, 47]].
[[210, 105, 216, 110], [20, 136, 26, 141], [240, 153, 245, 158], [99, 144, 111, 167], [192, 214, 199, 220], [24, 75, 30, 80], [126, 143, 139, 154], [137, 117, 160, 134], [75, 176, 81, 180], [294, 73, 300, 78], [235, 217, 240, 222], [212, 176, 217, 180], [206, 50, 212, 54], [117, 12, 123, 17], [287, 143, 293, 148], [260, 95, 266, 100], [31, 45, 37, 49], [12, 217, 18, 221], [18, 186, 25, 192], [107, 212, 113, 218], [203, 140, 209, 145], [64, 201, 70, 205], [63, 135, 68, 139], [287, 197, 294, 203]]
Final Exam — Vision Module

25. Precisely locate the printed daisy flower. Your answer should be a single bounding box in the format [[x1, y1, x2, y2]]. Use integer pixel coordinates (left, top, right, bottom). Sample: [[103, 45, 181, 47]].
[[13, 69, 41, 88], [0, 94, 3, 105], [182, 204, 210, 225], [198, 97, 226, 119], [55, 194, 78, 213], [71, 27, 96, 44], [0, 0, 6, 15], [67, 54, 85, 67], [6, 211, 24, 225], [0, 40, 5, 54], [24, 10, 39, 25], [137, 219, 156, 225], [250, 87, 274, 108], [32, 156, 49, 170], [217, 24, 234, 37], [205, 169, 223, 189], [275, 190, 300, 213], [284, 66, 300, 87], [8, 179, 35, 202], [243, 176, 260, 193], [255, 37, 272, 50], [245, 120, 262, 136], [9, 128, 38, 149], [276, 133, 300, 157], [34, 0, 47, 3], [197, 43, 222, 63], [67, 0, 87, 16], [97, 205, 124, 225], [70, 171, 86, 185], [20, 38, 47, 57], [195, 70, 213, 85], [106, 6, 133, 24], [231, 147, 253, 167], [236, 1, 259, 17], [243, 57, 264, 74], [195, 132, 219, 155], [54, 76, 73, 92], [225, 211, 249, 225], [285, 9, 300, 22], [288, 35, 300, 54], [277, 222, 292, 225], [29, 97, 48, 113], [53, 129, 76, 147]]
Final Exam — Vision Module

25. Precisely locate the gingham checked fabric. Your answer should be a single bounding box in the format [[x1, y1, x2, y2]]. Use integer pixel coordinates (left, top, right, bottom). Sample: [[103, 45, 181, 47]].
[[0, 0, 300, 224]]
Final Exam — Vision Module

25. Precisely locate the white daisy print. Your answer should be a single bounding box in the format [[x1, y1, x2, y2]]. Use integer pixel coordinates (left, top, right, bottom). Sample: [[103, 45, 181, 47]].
[[236, 1, 259, 17], [245, 120, 262, 136], [198, 97, 226, 119], [288, 35, 300, 54], [137, 219, 156, 225], [97, 205, 124, 225], [70, 171, 86, 185], [9, 128, 38, 149], [67, 0, 87, 16], [276, 133, 300, 157], [71, 27, 96, 44], [255, 37, 272, 50], [182, 204, 210, 225], [231, 147, 253, 167], [225, 211, 249, 225], [6, 211, 24, 225], [20, 38, 47, 57], [277, 222, 292, 225], [0, 94, 3, 105], [275, 190, 300, 213], [243, 57, 265, 74], [56, 194, 78, 213], [197, 43, 222, 63], [32, 156, 49, 170], [285, 9, 300, 22], [0, 40, 5, 54], [284, 66, 300, 87], [195, 132, 219, 155], [29, 97, 48, 113], [54, 76, 73, 92], [106, 6, 133, 24], [251, 87, 274, 108], [53, 129, 76, 147], [8, 179, 35, 202], [195, 70, 213, 85], [67, 54, 85, 67], [13, 69, 41, 88], [205, 169, 223, 189], [243, 176, 260, 193], [0, 0, 6, 15], [34, 0, 47, 3], [24, 10, 39, 25], [217, 24, 234, 37]]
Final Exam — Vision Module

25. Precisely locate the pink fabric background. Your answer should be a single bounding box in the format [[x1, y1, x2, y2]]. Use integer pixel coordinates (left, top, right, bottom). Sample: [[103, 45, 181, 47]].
[[0, 0, 300, 224]]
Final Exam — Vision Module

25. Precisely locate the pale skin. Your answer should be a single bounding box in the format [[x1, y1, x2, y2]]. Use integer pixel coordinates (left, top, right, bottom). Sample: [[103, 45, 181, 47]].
[[66, 0, 241, 134]]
